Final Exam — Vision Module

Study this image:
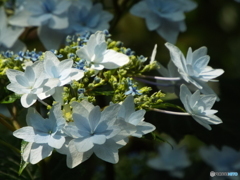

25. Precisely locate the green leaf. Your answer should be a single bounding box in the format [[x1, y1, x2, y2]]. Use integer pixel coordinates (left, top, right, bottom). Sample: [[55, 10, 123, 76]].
[[151, 132, 173, 149], [0, 94, 20, 104], [18, 141, 29, 176]]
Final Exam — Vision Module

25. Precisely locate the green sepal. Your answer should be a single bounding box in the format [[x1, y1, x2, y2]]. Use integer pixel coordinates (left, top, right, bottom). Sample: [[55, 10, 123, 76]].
[[0, 93, 20, 104], [18, 140, 29, 176]]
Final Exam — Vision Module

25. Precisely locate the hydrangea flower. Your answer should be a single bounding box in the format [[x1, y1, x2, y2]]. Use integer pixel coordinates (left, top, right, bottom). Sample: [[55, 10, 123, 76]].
[[43, 51, 84, 86], [0, 6, 25, 52], [199, 145, 240, 179], [6, 61, 59, 108], [62, 100, 126, 167], [130, 0, 197, 43], [65, 0, 113, 35], [147, 138, 191, 178], [118, 96, 156, 138], [124, 78, 142, 96], [9, 0, 71, 49], [13, 104, 66, 164], [76, 31, 129, 71], [165, 42, 224, 98], [180, 84, 222, 130]]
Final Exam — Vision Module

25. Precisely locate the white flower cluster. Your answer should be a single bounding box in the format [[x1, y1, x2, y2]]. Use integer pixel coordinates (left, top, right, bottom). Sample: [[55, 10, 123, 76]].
[[6, 31, 156, 167], [151, 43, 224, 130], [13, 96, 155, 168]]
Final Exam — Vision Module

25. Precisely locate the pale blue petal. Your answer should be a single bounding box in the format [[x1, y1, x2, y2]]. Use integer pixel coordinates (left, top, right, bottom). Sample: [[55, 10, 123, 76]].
[[64, 125, 82, 138], [102, 50, 129, 69], [72, 113, 91, 133], [74, 137, 93, 152], [29, 143, 53, 164], [52, 87, 63, 104], [157, 21, 181, 44], [21, 93, 38, 108], [71, 100, 94, 118], [91, 134, 106, 145], [100, 104, 120, 125], [6, 69, 24, 83], [58, 59, 73, 73], [28, 14, 51, 26], [165, 42, 187, 73], [66, 140, 93, 168], [192, 56, 210, 75], [8, 11, 31, 27], [7, 83, 29, 94], [34, 133, 49, 143], [192, 46, 208, 61], [200, 68, 224, 80], [134, 122, 156, 138], [38, 25, 66, 50], [161, 12, 185, 21], [88, 106, 101, 131], [94, 42, 107, 62], [76, 46, 92, 62], [189, 90, 201, 108], [54, 0, 71, 15], [25, 66, 35, 83], [130, 1, 150, 18], [13, 126, 35, 142], [145, 13, 161, 31], [16, 75, 30, 87], [49, 15, 68, 29], [128, 110, 146, 125], [48, 135, 65, 149], [93, 139, 119, 164], [32, 61, 44, 78], [91, 63, 104, 70], [200, 95, 217, 109], [120, 96, 135, 120], [0, 7, 6, 29], [69, 68, 84, 81]]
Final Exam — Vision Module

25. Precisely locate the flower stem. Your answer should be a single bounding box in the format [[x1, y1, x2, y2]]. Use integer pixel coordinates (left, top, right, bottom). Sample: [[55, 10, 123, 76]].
[[150, 108, 190, 116], [37, 98, 49, 107], [134, 77, 174, 86], [135, 75, 181, 81]]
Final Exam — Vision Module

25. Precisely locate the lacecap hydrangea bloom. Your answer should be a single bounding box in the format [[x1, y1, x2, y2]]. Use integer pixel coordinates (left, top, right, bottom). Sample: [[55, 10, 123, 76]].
[[65, 0, 113, 35], [9, 0, 71, 50], [165, 42, 224, 99], [6, 51, 84, 107], [148, 138, 191, 178], [13, 104, 66, 164], [180, 84, 222, 130], [6, 61, 59, 108], [8, 0, 114, 50], [130, 0, 197, 43], [76, 31, 129, 71], [0, 6, 25, 52], [199, 145, 240, 179]]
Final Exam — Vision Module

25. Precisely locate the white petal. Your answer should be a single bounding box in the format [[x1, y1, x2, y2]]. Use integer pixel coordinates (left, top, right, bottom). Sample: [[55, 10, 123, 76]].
[[91, 134, 106, 145], [66, 140, 93, 168], [21, 94, 38, 108], [48, 135, 65, 149], [29, 143, 53, 164], [13, 127, 35, 142], [102, 50, 129, 69], [88, 106, 101, 131], [74, 137, 94, 153]]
